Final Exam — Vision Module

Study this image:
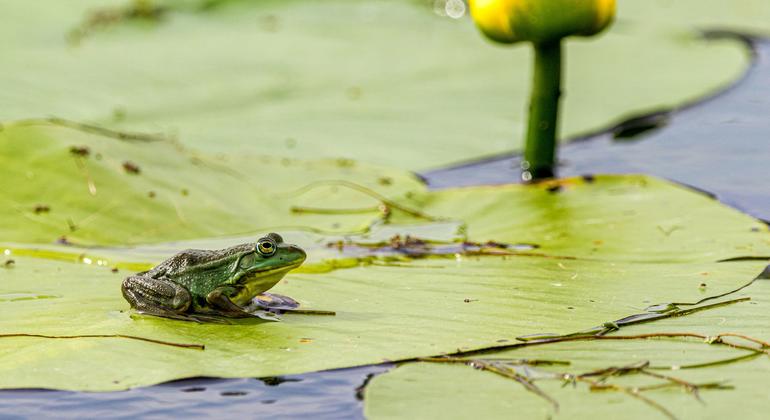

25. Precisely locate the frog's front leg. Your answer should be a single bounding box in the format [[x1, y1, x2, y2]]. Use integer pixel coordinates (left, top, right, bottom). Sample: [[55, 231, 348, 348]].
[[205, 286, 256, 318], [122, 274, 195, 321]]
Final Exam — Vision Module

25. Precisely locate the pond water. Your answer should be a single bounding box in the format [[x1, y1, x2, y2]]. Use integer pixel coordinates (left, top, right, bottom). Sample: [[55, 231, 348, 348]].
[[0, 365, 390, 419], [2, 37, 769, 420]]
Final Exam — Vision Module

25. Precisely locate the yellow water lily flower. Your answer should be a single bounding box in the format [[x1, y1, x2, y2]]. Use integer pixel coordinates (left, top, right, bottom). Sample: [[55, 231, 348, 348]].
[[467, 0, 616, 181], [469, 0, 616, 44]]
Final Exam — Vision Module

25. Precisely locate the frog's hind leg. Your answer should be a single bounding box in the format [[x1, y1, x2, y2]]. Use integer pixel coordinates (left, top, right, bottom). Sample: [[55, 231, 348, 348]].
[[121, 275, 196, 322]]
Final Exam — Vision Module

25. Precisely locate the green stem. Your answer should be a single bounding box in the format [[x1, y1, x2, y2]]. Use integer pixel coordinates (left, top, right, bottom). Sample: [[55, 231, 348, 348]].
[[522, 40, 562, 181]]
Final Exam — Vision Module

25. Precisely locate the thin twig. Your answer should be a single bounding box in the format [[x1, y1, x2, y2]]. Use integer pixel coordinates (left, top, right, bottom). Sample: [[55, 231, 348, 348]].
[[639, 369, 705, 403], [578, 360, 649, 379], [649, 351, 761, 370], [291, 206, 382, 215], [12, 117, 167, 142], [0, 333, 204, 350], [519, 298, 751, 341], [420, 357, 569, 366], [72, 155, 97, 196], [447, 332, 770, 359], [281, 180, 438, 221], [421, 357, 560, 411], [670, 279, 757, 307], [716, 332, 770, 348], [578, 377, 677, 420], [636, 381, 733, 392], [623, 388, 677, 420], [281, 309, 337, 316]]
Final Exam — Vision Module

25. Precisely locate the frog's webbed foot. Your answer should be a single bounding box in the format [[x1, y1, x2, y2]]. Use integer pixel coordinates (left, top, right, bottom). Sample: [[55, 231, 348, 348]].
[[239, 293, 299, 316], [122, 275, 193, 321], [251, 292, 300, 311]]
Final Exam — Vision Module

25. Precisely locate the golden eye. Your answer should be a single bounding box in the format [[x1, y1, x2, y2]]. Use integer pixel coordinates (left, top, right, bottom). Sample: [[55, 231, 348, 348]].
[[256, 239, 276, 256]]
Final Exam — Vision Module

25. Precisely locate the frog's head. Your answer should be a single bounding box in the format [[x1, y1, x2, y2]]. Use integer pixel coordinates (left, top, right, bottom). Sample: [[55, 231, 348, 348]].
[[229, 233, 306, 305]]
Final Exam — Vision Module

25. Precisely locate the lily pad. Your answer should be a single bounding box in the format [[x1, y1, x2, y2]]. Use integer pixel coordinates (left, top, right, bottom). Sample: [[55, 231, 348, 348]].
[[0, 0, 763, 170], [1, 172, 768, 391], [0, 123, 423, 244], [363, 275, 770, 419]]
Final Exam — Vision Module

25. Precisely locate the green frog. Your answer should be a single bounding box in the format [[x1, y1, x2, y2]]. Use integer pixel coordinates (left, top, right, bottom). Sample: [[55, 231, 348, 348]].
[[121, 233, 306, 322]]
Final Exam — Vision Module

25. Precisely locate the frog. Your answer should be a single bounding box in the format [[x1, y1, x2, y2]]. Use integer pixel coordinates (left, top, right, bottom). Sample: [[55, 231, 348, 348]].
[[121, 233, 306, 323]]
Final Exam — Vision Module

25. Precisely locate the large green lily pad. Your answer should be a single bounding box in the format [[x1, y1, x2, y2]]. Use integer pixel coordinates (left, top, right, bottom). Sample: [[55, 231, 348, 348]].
[[0, 0, 765, 170], [1, 169, 768, 391], [364, 276, 770, 419], [3, 121, 768, 258], [0, 123, 423, 244]]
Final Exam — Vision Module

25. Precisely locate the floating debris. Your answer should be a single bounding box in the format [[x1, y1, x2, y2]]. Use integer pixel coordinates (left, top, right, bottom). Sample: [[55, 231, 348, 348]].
[[122, 161, 141, 174], [259, 376, 302, 387], [69, 146, 90, 157], [220, 391, 248, 397], [56, 236, 73, 246], [33, 204, 50, 214], [68, 1, 167, 45], [325, 235, 554, 261]]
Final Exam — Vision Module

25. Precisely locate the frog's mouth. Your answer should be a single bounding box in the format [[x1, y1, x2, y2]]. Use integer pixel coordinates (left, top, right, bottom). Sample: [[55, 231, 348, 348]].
[[237, 261, 303, 283]]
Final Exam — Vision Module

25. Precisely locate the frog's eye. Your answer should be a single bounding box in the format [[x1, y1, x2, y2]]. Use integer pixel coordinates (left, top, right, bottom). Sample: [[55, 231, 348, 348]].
[[256, 239, 276, 257]]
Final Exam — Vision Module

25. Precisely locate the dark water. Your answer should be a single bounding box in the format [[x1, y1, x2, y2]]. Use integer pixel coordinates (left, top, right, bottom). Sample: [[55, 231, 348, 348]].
[[3, 37, 769, 420], [423, 38, 770, 222], [0, 365, 390, 419]]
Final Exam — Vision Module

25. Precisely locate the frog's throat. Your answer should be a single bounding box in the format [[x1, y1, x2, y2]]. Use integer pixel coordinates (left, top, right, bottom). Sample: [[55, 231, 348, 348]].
[[229, 261, 303, 307]]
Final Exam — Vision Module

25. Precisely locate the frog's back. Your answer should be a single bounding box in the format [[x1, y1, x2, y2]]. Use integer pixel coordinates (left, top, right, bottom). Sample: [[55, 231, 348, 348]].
[[159, 249, 223, 273], [152, 244, 255, 287]]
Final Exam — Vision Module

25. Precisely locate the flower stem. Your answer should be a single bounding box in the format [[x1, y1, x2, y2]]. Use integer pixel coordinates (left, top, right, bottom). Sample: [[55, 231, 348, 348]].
[[522, 40, 562, 181]]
